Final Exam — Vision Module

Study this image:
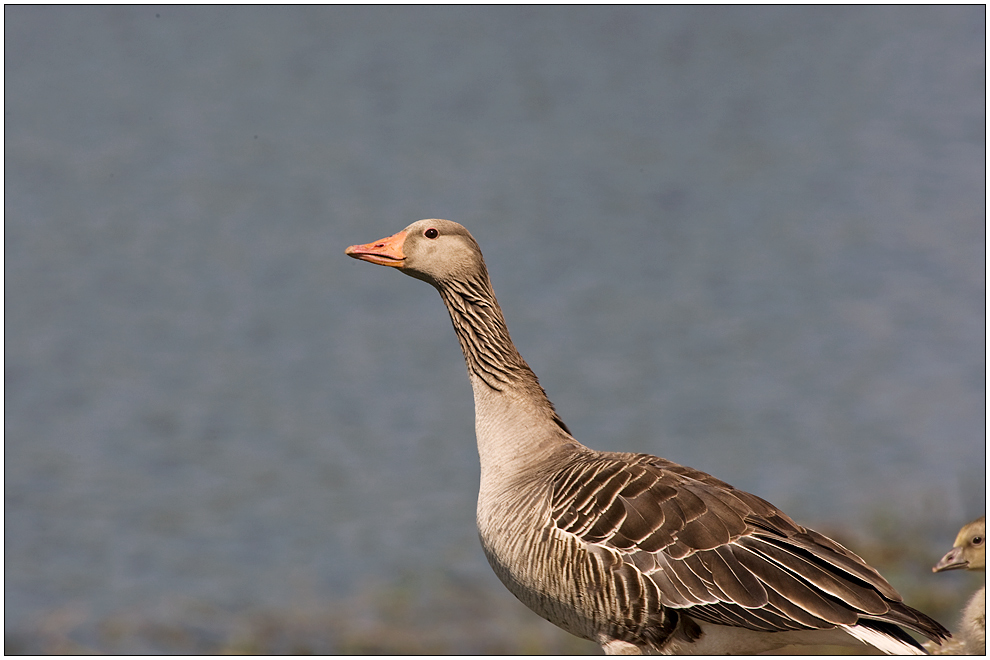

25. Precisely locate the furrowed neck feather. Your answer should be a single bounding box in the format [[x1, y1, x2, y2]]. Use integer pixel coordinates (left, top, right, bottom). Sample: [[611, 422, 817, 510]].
[[435, 270, 534, 392]]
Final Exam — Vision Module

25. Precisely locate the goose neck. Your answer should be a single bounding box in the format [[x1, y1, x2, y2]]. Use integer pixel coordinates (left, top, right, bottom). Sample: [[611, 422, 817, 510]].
[[434, 273, 576, 479], [436, 274, 533, 392]]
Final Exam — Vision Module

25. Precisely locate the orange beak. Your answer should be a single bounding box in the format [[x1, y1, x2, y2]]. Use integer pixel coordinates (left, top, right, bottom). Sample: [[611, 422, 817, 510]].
[[345, 230, 407, 268]]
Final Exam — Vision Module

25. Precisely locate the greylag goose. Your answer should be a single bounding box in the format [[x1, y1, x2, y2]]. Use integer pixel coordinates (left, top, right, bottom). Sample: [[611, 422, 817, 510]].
[[345, 219, 949, 655], [930, 516, 985, 655]]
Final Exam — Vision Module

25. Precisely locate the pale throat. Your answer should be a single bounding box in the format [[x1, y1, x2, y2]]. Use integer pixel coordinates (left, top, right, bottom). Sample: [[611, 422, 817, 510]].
[[469, 374, 564, 485]]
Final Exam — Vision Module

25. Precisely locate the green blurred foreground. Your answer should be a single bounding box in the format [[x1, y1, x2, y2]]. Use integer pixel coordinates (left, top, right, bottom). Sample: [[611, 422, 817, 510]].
[[6, 516, 983, 654]]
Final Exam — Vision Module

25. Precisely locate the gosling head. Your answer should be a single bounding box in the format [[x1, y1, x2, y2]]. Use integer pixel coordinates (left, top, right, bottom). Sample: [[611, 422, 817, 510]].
[[933, 515, 986, 573]]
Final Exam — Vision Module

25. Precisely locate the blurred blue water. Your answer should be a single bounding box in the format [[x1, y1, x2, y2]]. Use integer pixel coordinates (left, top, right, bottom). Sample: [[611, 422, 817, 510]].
[[5, 5, 984, 652]]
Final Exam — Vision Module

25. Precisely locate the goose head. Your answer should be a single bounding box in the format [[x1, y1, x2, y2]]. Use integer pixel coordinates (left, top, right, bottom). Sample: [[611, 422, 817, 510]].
[[933, 516, 986, 573], [345, 218, 486, 287]]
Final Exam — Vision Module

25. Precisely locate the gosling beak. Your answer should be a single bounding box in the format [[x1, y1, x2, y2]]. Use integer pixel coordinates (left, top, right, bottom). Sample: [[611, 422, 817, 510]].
[[345, 230, 407, 268], [932, 547, 967, 573]]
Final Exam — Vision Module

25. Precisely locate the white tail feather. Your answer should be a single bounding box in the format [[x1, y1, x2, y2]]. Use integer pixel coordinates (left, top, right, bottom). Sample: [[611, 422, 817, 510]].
[[842, 624, 926, 655]]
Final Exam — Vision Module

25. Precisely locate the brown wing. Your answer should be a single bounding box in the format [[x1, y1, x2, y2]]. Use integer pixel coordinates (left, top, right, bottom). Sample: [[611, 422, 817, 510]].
[[550, 452, 948, 645]]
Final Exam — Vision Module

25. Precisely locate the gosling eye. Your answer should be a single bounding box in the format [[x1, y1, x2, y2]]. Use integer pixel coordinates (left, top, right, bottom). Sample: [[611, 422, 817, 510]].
[[424, 228, 439, 239], [972, 535, 984, 546]]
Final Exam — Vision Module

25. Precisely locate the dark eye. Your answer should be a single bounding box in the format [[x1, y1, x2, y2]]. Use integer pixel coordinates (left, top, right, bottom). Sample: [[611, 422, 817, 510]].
[[424, 228, 439, 239], [973, 536, 984, 546]]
